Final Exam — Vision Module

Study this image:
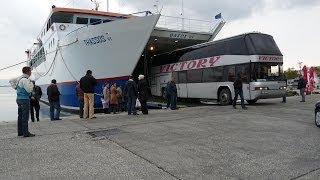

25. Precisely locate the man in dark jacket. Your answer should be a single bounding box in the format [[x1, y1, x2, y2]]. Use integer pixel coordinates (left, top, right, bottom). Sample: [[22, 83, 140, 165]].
[[30, 81, 42, 122], [123, 75, 138, 115], [138, 74, 151, 114], [233, 73, 247, 110], [165, 76, 177, 110], [47, 79, 61, 120], [80, 70, 97, 119], [297, 75, 307, 102]]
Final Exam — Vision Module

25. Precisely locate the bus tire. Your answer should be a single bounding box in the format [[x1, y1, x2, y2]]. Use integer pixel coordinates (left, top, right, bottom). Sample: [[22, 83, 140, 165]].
[[219, 89, 231, 106], [246, 100, 257, 104], [161, 88, 166, 99]]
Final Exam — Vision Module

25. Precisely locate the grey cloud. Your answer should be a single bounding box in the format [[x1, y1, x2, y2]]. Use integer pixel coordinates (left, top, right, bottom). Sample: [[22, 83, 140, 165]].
[[120, 0, 320, 21]]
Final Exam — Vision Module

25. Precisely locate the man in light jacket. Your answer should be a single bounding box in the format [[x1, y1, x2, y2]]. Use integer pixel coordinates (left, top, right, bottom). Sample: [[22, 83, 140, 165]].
[[9, 66, 35, 137]]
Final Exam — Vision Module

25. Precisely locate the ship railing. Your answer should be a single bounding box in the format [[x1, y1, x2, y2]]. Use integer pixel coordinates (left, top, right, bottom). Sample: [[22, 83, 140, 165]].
[[156, 15, 216, 33]]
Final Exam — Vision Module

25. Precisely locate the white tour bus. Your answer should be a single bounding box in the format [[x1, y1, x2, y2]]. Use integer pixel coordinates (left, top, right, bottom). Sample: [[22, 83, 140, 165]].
[[150, 32, 286, 105]]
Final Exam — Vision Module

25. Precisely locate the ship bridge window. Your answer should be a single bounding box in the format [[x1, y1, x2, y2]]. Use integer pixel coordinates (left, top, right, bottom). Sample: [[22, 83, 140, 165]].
[[51, 13, 73, 23], [76, 17, 88, 24], [90, 18, 102, 25]]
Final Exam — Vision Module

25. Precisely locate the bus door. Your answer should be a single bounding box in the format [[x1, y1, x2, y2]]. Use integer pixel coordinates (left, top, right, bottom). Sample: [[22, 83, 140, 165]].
[[177, 71, 188, 98], [242, 82, 251, 100]]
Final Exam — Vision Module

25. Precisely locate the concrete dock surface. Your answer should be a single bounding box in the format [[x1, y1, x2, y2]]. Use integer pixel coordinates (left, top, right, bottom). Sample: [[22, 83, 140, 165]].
[[1, 95, 320, 179]]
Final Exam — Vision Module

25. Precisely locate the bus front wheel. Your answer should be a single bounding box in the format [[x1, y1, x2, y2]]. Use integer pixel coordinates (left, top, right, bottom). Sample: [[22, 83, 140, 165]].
[[246, 100, 257, 105], [219, 89, 232, 106]]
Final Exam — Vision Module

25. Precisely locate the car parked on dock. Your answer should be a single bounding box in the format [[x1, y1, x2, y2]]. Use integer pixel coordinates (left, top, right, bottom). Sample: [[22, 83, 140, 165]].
[[315, 101, 320, 128]]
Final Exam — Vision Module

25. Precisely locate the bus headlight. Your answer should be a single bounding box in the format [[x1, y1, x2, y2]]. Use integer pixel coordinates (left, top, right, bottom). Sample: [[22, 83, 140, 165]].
[[279, 86, 287, 90], [255, 87, 268, 91]]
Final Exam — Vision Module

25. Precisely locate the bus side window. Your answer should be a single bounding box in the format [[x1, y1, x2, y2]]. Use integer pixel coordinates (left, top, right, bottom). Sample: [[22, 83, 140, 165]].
[[236, 64, 250, 82], [172, 72, 179, 84], [227, 65, 235, 82], [178, 71, 187, 83], [187, 69, 203, 83], [203, 68, 214, 82], [213, 67, 223, 82]]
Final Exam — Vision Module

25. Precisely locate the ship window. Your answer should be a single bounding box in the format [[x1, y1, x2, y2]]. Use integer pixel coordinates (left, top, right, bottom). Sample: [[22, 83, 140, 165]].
[[76, 17, 88, 24], [103, 19, 113, 23], [90, 18, 102, 25]]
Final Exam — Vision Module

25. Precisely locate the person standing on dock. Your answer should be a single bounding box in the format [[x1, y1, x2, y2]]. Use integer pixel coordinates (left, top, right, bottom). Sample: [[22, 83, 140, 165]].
[[9, 66, 35, 137], [109, 82, 118, 114], [297, 75, 307, 102], [80, 70, 97, 119], [165, 76, 177, 110], [75, 84, 84, 118], [47, 79, 61, 120], [137, 74, 150, 114], [30, 81, 42, 122], [123, 75, 138, 115], [232, 73, 247, 110]]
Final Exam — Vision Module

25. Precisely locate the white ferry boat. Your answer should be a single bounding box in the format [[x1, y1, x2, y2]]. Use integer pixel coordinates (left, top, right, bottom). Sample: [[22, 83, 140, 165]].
[[28, 6, 223, 108]]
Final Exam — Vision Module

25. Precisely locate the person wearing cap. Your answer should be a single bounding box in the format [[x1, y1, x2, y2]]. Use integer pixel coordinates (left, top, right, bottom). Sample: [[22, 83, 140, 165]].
[[80, 70, 97, 119], [137, 74, 151, 114]]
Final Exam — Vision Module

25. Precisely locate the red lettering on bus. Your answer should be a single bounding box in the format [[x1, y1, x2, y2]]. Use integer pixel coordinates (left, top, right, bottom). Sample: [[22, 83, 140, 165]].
[[209, 56, 220, 66], [160, 64, 171, 73], [170, 63, 178, 72], [197, 58, 207, 68], [187, 61, 197, 69], [180, 61, 188, 71], [160, 65, 166, 73]]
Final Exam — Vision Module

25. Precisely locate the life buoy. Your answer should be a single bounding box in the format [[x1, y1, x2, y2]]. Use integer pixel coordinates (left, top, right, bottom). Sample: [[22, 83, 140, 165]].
[[59, 24, 66, 31]]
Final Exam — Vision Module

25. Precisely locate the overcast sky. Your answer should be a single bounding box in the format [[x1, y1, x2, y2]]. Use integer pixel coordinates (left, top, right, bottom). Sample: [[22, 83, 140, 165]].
[[0, 0, 319, 79]]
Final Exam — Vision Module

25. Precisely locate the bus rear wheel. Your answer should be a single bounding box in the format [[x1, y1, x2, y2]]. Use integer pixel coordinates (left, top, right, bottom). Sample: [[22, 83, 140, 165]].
[[219, 89, 231, 106], [246, 100, 257, 105]]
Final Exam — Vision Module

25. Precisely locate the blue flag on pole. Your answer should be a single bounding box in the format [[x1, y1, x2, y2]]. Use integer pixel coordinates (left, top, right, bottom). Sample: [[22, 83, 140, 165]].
[[215, 13, 222, 19]]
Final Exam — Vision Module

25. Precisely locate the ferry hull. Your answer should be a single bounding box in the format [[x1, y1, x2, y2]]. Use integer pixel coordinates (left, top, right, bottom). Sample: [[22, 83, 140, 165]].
[[34, 14, 160, 108]]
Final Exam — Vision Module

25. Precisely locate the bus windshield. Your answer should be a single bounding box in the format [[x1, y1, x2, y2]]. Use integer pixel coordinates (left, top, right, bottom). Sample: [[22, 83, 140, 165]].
[[251, 62, 284, 82], [246, 34, 283, 55]]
